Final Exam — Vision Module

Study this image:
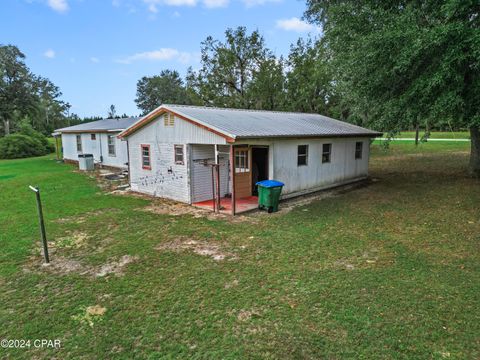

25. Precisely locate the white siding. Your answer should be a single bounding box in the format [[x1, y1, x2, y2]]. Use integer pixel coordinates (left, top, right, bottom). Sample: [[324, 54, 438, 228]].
[[268, 137, 370, 197], [127, 114, 228, 203], [61, 132, 128, 169]]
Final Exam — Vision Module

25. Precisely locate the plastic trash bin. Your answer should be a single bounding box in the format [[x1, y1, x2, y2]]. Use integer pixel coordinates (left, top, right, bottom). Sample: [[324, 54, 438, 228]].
[[256, 180, 284, 213], [78, 154, 94, 171]]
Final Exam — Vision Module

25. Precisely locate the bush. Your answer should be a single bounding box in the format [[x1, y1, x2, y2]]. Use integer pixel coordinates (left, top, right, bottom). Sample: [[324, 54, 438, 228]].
[[0, 134, 51, 159], [17, 121, 55, 154]]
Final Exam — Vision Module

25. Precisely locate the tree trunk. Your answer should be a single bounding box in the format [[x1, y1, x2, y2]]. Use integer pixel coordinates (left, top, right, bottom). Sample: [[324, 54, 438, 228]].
[[415, 122, 420, 146], [3, 119, 10, 136], [469, 126, 480, 178]]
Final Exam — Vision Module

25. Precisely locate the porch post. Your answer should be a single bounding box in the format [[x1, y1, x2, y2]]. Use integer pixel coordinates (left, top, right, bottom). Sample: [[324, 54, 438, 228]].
[[230, 145, 236, 215]]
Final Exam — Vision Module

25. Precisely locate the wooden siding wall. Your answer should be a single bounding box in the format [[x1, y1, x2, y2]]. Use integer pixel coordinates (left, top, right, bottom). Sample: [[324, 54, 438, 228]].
[[61, 132, 128, 169]]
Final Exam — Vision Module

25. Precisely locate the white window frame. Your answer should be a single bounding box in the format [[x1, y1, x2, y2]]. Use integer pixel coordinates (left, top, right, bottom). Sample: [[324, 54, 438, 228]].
[[174, 145, 184, 165], [355, 141, 363, 159], [235, 149, 249, 173], [108, 135, 116, 157], [76, 135, 82, 153], [297, 145, 308, 166], [322, 143, 332, 164]]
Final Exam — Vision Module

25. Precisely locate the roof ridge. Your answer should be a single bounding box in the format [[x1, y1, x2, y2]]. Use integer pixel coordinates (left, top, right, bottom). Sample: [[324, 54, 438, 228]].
[[163, 104, 330, 117]]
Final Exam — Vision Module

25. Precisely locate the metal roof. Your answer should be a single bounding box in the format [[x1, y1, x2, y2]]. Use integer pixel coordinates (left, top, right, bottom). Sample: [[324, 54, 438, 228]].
[[163, 105, 381, 139], [55, 117, 139, 133]]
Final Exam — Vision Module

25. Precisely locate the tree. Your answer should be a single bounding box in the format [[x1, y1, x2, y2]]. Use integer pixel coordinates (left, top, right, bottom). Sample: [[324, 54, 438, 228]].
[[108, 104, 117, 119], [187, 27, 271, 108], [304, 0, 480, 176], [0, 45, 36, 135], [285, 38, 339, 116], [135, 70, 188, 115], [248, 57, 286, 110]]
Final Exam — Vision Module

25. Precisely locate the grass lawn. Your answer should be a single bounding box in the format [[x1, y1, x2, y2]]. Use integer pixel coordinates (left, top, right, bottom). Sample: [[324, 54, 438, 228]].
[[0, 141, 479, 359], [388, 131, 470, 139]]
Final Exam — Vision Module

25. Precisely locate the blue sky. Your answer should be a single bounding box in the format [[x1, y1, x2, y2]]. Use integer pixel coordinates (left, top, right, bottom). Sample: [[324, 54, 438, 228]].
[[1, 0, 318, 117]]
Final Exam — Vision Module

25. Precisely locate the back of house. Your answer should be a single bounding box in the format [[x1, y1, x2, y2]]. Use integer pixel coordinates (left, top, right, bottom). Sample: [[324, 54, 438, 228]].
[[55, 117, 139, 169], [118, 105, 382, 214]]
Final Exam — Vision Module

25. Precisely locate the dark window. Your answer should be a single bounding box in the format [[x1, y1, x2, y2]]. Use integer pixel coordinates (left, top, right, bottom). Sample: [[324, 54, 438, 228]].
[[355, 141, 363, 159], [297, 145, 308, 166], [76, 135, 82, 152], [322, 143, 332, 163], [141, 145, 151, 170], [174, 145, 184, 164], [91, 134, 96, 140], [108, 135, 116, 157]]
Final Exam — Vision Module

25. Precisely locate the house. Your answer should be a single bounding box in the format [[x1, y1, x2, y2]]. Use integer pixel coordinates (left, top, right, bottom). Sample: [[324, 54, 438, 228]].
[[118, 105, 382, 214], [54, 117, 139, 169]]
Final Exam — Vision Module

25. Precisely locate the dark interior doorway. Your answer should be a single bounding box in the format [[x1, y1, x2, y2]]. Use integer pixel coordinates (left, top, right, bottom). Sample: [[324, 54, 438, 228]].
[[251, 147, 269, 195]]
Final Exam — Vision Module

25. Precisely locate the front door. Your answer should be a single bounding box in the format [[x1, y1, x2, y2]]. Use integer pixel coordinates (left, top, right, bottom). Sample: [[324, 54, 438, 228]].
[[234, 147, 251, 199]]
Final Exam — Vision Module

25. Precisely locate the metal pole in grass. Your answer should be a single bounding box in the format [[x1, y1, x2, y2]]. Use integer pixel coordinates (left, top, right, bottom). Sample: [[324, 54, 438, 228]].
[[29, 185, 50, 264]]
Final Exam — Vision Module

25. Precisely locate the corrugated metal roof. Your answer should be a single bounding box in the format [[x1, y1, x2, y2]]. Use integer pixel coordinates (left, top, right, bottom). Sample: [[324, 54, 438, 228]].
[[55, 117, 139, 133], [163, 105, 381, 139]]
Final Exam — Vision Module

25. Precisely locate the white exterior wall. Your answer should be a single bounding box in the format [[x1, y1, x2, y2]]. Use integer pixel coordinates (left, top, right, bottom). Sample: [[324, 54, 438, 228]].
[[61, 132, 128, 169], [127, 115, 227, 203], [269, 137, 370, 197]]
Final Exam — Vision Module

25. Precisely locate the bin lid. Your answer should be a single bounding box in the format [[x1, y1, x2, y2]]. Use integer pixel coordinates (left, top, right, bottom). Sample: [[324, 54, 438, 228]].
[[78, 154, 93, 158], [256, 180, 284, 188]]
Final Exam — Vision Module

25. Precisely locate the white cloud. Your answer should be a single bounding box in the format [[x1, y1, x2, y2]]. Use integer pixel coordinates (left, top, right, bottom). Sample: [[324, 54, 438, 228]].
[[116, 48, 197, 64], [90, 57, 100, 63], [47, 0, 69, 13], [44, 49, 56, 59], [276, 17, 318, 33], [243, 0, 280, 7], [203, 0, 229, 8]]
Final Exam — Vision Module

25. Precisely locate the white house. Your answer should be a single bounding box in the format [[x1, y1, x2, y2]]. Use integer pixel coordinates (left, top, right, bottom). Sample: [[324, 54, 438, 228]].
[[55, 117, 138, 169], [118, 105, 382, 214]]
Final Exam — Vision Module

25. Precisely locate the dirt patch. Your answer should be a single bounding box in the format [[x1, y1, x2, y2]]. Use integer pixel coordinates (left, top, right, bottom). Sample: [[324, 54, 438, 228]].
[[52, 231, 89, 248], [269, 180, 371, 215], [140, 197, 258, 223], [24, 254, 139, 278], [156, 237, 237, 261], [55, 208, 119, 224], [236, 309, 261, 322], [95, 255, 139, 277], [72, 305, 107, 327]]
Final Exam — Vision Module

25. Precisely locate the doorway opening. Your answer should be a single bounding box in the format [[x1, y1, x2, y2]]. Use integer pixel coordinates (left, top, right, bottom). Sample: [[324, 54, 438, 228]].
[[251, 146, 269, 195]]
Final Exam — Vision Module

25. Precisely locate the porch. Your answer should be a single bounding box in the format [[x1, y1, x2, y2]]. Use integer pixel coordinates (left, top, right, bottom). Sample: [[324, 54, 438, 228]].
[[190, 143, 269, 215], [193, 196, 259, 214]]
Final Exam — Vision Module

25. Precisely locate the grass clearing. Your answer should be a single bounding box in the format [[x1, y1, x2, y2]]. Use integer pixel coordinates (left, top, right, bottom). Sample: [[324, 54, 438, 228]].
[[388, 131, 470, 139], [0, 141, 479, 359]]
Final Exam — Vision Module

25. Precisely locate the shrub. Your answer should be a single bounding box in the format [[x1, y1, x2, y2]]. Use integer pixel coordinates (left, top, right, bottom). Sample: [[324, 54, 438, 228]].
[[17, 121, 55, 154], [0, 134, 50, 159]]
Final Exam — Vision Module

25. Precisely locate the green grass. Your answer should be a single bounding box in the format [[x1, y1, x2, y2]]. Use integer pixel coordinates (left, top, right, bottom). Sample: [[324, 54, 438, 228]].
[[1, 141, 479, 359], [389, 131, 470, 139]]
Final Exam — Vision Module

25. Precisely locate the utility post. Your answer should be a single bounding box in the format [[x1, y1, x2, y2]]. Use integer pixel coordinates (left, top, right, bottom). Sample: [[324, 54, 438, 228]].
[[29, 186, 50, 264]]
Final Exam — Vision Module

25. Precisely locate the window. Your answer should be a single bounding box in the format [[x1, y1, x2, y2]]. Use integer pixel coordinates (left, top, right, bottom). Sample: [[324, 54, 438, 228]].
[[108, 135, 116, 157], [163, 113, 174, 127], [141, 145, 151, 170], [174, 145, 184, 164], [235, 149, 249, 173], [297, 145, 308, 166], [76, 135, 82, 153], [322, 143, 332, 163], [91, 134, 96, 140], [355, 141, 363, 159]]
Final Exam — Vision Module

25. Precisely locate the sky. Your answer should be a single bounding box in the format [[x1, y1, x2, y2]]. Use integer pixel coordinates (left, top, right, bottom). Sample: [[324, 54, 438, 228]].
[[1, 0, 318, 118]]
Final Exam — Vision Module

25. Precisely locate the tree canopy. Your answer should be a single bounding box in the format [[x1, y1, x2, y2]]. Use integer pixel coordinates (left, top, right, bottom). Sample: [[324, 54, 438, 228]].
[[304, 0, 480, 174]]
